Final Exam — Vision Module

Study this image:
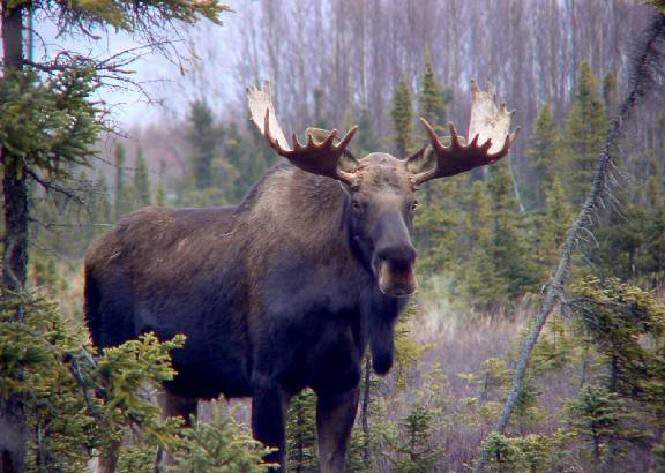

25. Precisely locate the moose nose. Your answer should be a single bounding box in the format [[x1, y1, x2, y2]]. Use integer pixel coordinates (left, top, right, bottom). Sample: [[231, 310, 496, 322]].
[[375, 244, 417, 266], [374, 244, 418, 298]]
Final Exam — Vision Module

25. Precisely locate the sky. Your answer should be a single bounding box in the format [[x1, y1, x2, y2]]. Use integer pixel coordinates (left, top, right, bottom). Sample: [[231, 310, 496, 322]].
[[33, 2, 248, 127]]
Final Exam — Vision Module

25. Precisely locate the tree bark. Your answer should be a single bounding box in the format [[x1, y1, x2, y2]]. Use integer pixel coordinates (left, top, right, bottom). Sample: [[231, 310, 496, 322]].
[[1, 1, 27, 471]]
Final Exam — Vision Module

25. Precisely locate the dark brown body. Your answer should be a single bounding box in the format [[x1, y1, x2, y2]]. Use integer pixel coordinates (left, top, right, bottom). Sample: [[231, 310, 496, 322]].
[[85, 162, 407, 472]]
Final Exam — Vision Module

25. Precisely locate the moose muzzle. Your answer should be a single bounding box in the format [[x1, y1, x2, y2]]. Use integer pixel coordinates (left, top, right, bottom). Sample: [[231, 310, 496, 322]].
[[374, 244, 417, 297]]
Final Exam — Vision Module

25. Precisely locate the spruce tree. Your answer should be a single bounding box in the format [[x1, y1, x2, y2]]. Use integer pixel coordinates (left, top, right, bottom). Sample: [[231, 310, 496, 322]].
[[354, 107, 380, 156], [562, 62, 608, 205], [392, 403, 443, 473], [565, 385, 631, 466], [603, 72, 619, 116], [391, 80, 413, 157], [526, 103, 561, 209], [413, 177, 464, 277], [154, 159, 167, 207], [133, 147, 151, 207], [313, 88, 330, 129], [461, 180, 504, 308], [114, 142, 127, 221], [286, 389, 319, 473], [134, 146, 150, 207], [155, 180, 166, 207], [95, 174, 112, 225], [418, 53, 448, 132], [221, 122, 249, 201], [187, 99, 220, 190], [413, 52, 458, 270], [487, 161, 538, 300], [537, 177, 574, 276]]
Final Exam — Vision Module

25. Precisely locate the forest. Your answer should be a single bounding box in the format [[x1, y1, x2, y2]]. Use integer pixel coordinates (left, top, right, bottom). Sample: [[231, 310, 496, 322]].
[[2, 0, 665, 472]]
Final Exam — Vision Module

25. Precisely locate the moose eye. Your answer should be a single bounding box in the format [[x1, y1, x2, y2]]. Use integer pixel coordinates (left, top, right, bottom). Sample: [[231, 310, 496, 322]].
[[351, 200, 364, 213], [410, 201, 420, 212]]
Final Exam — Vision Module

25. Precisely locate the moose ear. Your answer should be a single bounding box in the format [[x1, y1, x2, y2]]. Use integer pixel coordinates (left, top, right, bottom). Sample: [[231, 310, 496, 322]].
[[405, 145, 433, 174], [406, 133, 467, 175]]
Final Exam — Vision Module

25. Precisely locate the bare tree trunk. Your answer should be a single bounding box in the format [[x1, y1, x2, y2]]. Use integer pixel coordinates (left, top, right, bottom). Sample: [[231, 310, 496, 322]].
[[473, 12, 665, 473], [1, 1, 28, 471]]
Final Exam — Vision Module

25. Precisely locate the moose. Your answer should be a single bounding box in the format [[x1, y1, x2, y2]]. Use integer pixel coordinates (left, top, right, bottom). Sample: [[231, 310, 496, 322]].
[[84, 81, 518, 472]]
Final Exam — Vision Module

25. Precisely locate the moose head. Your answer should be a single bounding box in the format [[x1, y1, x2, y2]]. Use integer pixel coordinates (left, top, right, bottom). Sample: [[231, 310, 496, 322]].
[[248, 81, 519, 299]]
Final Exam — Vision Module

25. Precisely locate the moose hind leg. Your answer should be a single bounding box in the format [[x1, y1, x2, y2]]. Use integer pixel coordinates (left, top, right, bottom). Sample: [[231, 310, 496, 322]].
[[252, 385, 288, 472], [316, 387, 360, 473]]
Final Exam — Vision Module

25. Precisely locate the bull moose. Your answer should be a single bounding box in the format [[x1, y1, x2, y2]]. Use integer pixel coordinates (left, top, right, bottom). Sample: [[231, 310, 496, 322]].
[[84, 81, 518, 472]]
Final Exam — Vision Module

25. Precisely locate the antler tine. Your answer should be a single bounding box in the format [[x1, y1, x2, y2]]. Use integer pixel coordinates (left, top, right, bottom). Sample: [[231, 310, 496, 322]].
[[469, 133, 479, 148], [448, 123, 461, 148], [480, 137, 493, 153], [420, 118, 439, 146], [322, 129, 338, 148], [337, 126, 358, 151], [292, 133, 303, 151]]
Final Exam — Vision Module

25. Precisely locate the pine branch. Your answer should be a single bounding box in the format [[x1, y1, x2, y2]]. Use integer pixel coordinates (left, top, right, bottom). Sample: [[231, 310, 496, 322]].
[[473, 11, 665, 473]]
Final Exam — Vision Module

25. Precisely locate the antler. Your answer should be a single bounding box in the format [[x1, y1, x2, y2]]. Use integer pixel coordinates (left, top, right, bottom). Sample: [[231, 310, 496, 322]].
[[247, 81, 359, 184], [409, 81, 520, 185]]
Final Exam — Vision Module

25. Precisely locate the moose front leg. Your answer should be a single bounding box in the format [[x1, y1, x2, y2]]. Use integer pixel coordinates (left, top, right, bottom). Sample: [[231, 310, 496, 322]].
[[316, 387, 360, 473], [252, 384, 288, 472]]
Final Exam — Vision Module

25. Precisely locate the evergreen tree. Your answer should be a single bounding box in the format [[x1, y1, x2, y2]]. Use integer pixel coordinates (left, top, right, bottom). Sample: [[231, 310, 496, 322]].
[[487, 161, 539, 300], [313, 88, 330, 129], [221, 121, 277, 203], [354, 107, 380, 156], [565, 385, 633, 467], [537, 177, 574, 276], [561, 61, 608, 205], [114, 142, 127, 221], [187, 99, 220, 190], [414, 177, 464, 278], [155, 159, 167, 207], [94, 174, 112, 226], [391, 403, 443, 473], [286, 389, 319, 473], [603, 72, 619, 115], [414, 52, 456, 257], [391, 80, 413, 157], [418, 53, 448, 132], [155, 180, 166, 207], [461, 180, 504, 307], [526, 103, 561, 209], [567, 277, 665, 469], [570, 277, 665, 395], [133, 147, 151, 207]]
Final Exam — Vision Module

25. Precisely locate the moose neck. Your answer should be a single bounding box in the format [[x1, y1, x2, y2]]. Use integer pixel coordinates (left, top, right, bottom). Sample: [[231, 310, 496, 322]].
[[239, 164, 358, 269]]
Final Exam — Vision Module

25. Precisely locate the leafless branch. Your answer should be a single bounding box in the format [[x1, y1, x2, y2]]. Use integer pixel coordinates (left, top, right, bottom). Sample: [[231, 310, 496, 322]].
[[65, 350, 105, 424], [24, 167, 84, 205]]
